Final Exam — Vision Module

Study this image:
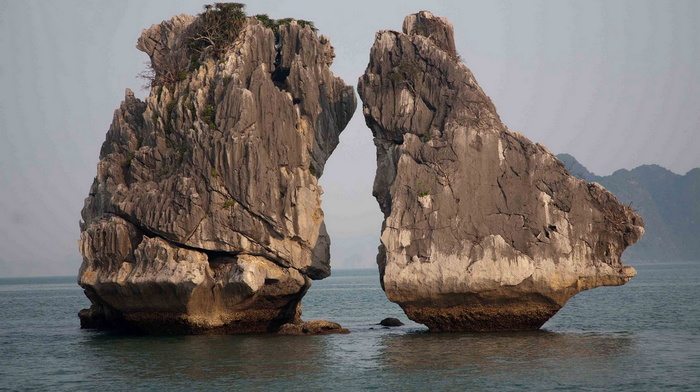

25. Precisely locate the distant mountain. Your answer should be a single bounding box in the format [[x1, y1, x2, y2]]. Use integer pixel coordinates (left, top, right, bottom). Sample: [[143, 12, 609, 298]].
[[558, 154, 700, 261]]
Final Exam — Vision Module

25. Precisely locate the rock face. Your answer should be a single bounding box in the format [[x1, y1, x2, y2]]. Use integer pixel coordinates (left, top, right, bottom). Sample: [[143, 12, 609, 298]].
[[277, 319, 350, 335], [379, 317, 404, 327], [78, 12, 355, 333], [358, 11, 643, 331]]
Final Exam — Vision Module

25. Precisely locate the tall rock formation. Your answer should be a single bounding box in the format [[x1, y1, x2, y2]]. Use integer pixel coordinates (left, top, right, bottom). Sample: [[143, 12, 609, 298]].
[[358, 11, 643, 331], [78, 7, 355, 333]]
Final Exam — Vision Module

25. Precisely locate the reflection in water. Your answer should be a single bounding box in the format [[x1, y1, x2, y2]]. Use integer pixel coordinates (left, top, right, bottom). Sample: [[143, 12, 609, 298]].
[[380, 330, 636, 371], [82, 333, 331, 386], [80, 328, 639, 390], [376, 330, 639, 389]]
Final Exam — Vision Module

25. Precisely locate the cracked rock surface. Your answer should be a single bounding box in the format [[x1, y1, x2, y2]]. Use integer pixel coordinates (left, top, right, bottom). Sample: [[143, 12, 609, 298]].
[[78, 13, 355, 333], [358, 11, 644, 331]]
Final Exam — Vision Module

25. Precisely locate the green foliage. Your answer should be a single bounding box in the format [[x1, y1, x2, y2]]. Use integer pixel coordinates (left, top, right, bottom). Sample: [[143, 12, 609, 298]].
[[223, 200, 236, 208], [138, 53, 189, 87], [388, 62, 419, 93], [177, 70, 189, 81], [254, 14, 317, 34], [416, 179, 431, 197], [296, 19, 316, 31], [164, 100, 177, 134], [254, 13, 276, 29], [166, 100, 177, 115], [187, 102, 196, 116], [222, 75, 232, 86], [190, 3, 247, 59], [188, 54, 202, 72], [211, 168, 220, 176], [421, 129, 430, 143], [125, 154, 135, 168], [275, 17, 295, 27], [202, 104, 217, 130], [397, 63, 419, 79], [142, 3, 246, 86], [387, 72, 404, 83], [177, 147, 187, 163], [202, 104, 215, 119], [309, 164, 316, 177], [140, 3, 318, 88]]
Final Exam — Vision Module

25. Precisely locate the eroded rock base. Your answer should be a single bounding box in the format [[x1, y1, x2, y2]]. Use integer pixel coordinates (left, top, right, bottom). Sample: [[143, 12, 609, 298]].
[[79, 304, 304, 334], [402, 302, 560, 332]]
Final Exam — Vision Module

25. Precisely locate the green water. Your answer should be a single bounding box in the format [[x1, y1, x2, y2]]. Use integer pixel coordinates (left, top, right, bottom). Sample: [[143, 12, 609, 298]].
[[1, 263, 699, 391]]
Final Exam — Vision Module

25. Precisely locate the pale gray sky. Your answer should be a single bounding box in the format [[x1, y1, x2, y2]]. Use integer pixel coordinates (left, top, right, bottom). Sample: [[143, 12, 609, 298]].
[[1, 0, 698, 277]]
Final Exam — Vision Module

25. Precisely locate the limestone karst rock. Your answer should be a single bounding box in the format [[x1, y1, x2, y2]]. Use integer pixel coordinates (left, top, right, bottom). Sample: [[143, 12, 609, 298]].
[[78, 7, 355, 333], [358, 11, 644, 331], [277, 319, 350, 335], [378, 317, 404, 327]]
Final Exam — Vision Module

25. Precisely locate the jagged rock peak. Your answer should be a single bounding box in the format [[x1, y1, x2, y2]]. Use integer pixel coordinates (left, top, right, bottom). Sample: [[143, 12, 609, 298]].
[[402, 11, 457, 58], [135, 14, 196, 82], [78, 5, 355, 334], [358, 11, 643, 332]]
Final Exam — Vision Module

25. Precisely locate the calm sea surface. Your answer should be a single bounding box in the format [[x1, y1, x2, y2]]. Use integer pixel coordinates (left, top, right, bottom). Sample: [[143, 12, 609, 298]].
[[1, 263, 699, 391]]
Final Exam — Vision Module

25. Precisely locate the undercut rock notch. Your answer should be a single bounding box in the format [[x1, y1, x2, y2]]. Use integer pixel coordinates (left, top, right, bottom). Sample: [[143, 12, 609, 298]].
[[78, 8, 355, 333], [358, 11, 643, 331]]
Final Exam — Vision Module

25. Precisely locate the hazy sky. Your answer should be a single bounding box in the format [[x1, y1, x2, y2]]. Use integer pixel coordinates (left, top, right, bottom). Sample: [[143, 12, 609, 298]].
[[1, 0, 698, 277]]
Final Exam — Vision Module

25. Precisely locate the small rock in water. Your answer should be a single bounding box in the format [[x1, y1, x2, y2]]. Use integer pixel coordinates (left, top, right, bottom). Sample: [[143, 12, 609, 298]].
[[277, 320, 350, 335], [379, 317, 404, 327]]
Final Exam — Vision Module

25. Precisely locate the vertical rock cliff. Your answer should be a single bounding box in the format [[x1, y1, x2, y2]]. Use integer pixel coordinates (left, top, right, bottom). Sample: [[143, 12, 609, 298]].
[[78, 8, 355, 333], [358, 11, 643, 331]]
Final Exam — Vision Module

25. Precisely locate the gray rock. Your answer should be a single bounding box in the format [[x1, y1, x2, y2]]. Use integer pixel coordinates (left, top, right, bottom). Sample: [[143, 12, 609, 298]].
[[277, 319, 350, 335], [379, 317, 404, 327], [78, 13, 355, 333], [358, 11, 643, 332]]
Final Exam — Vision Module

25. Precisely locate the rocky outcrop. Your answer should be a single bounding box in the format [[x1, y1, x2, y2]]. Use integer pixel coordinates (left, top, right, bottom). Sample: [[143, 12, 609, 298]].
[[379, 317, 404, 327], [277, 319, 350, 335], [78, 10, 355, 333], [358, 11, 643, 331]]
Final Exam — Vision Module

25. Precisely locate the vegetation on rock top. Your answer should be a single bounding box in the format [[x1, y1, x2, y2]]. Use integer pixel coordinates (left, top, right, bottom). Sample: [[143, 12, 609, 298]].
[[140, 2, 317, 87]]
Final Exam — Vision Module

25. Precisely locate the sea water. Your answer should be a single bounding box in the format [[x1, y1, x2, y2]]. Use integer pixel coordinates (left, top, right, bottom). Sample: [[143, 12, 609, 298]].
[[1, 263, 699, 391]]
